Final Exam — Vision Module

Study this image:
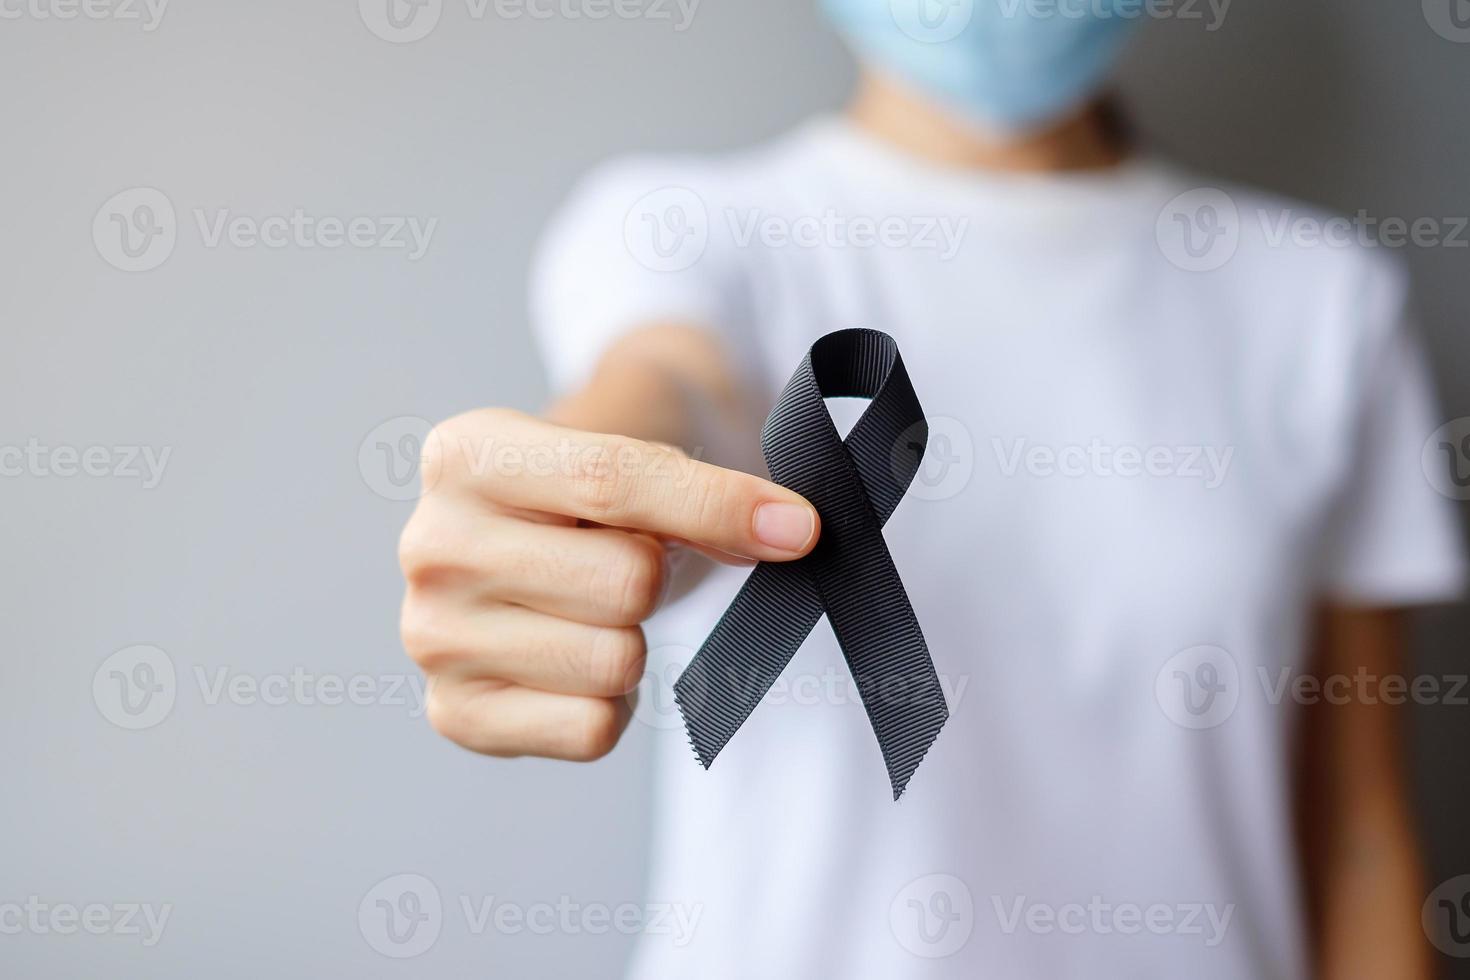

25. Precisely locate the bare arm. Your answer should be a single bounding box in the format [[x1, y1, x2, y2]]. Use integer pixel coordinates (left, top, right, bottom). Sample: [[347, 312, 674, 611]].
[[546, 323, 762, 465], [1296, 604, 1434, 979]]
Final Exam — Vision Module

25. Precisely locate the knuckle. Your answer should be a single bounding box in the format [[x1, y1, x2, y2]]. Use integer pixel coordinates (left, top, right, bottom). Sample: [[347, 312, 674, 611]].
[[397, 512, 452, 586], [419, 420, 459, 485], [568, 439, 635, 519], [398, 600, 459, 674], [399, 504, 507, 590], [687, 467, 738, 541], [396, 517, 434, 581], [566, 700, 625, 761], [594, 539, 665, 623], [424, 688, 510, 756], [588, 626, 647, 695], [422, 407, 521, 488], [424, 689, 470, 746]]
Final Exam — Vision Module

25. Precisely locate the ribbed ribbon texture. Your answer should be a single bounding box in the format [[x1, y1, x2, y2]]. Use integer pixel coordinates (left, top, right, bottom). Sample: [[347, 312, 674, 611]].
[[673, 328, 948, 799]]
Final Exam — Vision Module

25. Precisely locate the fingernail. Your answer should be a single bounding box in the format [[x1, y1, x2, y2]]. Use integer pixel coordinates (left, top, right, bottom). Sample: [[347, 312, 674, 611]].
[[753, 502, 815, 554]]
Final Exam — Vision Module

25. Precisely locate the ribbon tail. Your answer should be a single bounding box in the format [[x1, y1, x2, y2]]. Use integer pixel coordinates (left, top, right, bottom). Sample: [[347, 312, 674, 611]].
[[861, 662, 949, 801], [811, 522, 950, 801], [672, 560, 823, 769]]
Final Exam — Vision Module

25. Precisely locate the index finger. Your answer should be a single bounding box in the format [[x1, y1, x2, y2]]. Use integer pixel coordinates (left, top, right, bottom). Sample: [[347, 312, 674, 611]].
[[458, 411, 819, 562]]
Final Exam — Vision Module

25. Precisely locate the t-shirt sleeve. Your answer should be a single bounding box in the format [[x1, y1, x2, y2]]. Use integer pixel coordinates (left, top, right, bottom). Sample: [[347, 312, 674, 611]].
[[528, 157, 756, 396], [1314, 262, 1467, 606]]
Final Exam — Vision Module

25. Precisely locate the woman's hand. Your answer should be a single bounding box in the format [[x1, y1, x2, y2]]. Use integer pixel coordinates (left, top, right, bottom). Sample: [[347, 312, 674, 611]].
[[397, 407, 819, 761]]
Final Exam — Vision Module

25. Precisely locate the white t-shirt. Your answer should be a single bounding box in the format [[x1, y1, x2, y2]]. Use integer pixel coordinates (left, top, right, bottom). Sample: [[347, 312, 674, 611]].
[[529, 118, 1465, 980]]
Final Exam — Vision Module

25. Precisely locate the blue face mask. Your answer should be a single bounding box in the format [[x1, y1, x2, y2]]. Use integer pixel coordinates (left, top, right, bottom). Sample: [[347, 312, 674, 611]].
[[821, 0, 1142, 134]]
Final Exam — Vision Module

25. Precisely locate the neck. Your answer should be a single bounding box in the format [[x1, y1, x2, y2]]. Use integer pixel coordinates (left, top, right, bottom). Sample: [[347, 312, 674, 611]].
[[847, 70, 1126, 174]]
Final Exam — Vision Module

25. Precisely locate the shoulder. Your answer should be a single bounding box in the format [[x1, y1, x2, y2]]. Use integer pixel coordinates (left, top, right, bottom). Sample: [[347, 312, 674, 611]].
[[1153, 162, 1411, 301], [1148, 162, 1414, 354]]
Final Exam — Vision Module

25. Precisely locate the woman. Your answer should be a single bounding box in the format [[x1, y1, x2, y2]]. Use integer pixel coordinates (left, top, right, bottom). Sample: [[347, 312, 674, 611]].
[[397, 2, 1464, 976]]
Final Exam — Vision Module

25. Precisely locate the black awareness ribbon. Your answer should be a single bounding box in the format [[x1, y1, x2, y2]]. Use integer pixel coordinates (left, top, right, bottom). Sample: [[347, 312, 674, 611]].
[[673, 328, 948, 799]]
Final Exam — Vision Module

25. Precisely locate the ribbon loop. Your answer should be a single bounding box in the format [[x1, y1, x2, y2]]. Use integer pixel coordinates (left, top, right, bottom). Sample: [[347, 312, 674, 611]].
[[673, 329, 948, 799]]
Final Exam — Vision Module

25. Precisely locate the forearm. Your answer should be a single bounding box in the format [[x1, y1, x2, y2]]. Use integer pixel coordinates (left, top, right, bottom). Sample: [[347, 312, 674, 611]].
[[545, 323, 761, 470], [1313, 809, 1431, 979], [1299, 605, 1434, 979], [548, 346, 699, 446]]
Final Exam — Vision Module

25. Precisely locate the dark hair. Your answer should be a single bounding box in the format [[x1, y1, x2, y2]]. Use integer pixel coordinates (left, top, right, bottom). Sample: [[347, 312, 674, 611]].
[[1095, 92, 1134, 152]]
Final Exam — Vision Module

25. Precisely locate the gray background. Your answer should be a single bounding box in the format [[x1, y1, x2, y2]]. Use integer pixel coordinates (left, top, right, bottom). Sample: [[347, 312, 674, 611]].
[[2, 0, 1468, 976]]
